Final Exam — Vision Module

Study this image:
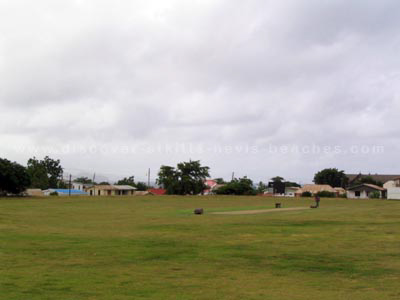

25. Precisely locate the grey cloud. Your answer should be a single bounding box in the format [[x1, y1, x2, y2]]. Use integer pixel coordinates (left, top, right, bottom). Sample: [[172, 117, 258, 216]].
[[1, 0, 400, 183]]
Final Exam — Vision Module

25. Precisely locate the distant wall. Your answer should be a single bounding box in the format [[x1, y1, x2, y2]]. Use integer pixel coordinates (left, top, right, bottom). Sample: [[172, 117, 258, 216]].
[[387, 188, 400, 200]]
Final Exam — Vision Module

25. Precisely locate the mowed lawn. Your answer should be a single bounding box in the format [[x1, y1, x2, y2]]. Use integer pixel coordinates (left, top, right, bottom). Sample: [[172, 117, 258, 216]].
[[1, 196, 400, 300]]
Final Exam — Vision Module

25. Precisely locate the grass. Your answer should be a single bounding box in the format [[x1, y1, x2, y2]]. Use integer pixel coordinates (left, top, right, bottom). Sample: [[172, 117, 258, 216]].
[[1, 195, 400, 299]]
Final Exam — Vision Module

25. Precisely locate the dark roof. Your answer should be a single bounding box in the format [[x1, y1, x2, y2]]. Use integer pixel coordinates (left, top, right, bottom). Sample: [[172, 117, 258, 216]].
[[346, 174, 400, 184]]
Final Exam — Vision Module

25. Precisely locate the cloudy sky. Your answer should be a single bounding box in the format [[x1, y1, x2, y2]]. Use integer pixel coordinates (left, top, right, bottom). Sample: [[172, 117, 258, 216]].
[[1, 0, 400, 184]]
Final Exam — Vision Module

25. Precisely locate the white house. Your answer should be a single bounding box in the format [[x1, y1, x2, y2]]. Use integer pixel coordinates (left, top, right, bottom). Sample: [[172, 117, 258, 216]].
[[346, 184, 386, 199], [72, 182, 93, 191], [85, 185, 136, 196], [285, 186, 300, 197], [384, 178, 400, 200]]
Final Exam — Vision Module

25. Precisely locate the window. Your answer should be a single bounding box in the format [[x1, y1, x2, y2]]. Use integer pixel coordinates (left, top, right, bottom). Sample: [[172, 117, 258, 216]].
[[98, 190, 101, 196], [355, 191, 361, 197]]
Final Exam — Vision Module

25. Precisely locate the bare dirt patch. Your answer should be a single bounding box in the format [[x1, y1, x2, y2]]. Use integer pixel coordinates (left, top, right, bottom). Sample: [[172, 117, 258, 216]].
[[211, 207, 310, 215]]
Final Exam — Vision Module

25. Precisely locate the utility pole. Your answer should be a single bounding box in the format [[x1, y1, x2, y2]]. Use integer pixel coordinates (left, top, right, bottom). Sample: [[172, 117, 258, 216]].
[[148, 168, 151, 187], [68, 174, 72, 196], [232, 172, 235, 181], [92, 173, 96, 196]]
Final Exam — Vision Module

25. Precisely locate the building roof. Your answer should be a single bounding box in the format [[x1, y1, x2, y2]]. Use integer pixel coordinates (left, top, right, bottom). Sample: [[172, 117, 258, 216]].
[[285, 186, 300, 191], [88, 185, 136, 190], [347, 184, 386, 191], [148, 188, 167, 195], [113, 185, 136, 190], [205, 179, 217, 188], [346, 174, 400, 184], [296, 184, 335, 194], [333, 187, 346, 194]]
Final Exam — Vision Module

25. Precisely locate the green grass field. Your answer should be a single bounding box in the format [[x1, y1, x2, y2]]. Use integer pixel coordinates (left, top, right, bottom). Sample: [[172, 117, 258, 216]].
[[1, 196, 400, 300]]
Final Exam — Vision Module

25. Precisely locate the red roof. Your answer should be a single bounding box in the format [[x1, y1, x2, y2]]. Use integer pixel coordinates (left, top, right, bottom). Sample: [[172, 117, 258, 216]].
[[205, 179, 217, 188], [148, 188, 167, 195]]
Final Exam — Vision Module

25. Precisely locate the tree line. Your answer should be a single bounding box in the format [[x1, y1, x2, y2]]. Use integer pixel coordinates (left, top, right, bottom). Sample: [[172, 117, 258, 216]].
[[0, 156, 152, 195], [0, 156, 378, 196], [0, 156, 64, 195]]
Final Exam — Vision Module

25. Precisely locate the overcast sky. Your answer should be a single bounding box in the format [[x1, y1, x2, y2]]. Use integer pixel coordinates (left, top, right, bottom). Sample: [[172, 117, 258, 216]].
[[1, 0, 400, 184]]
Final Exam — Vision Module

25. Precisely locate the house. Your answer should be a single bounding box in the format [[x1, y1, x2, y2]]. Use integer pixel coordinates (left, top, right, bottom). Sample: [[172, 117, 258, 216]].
[[85, 185, 136, 196], [203, 179, 225, 195], [25, 189, 44, 196], [71, 182, 93, 191], [43, 189, 88, 196], [295, 184, 336, 197], [384, 178, 400, 200], [285, 186, 300, 197], [203, 179, 217, 195], [346, 184, 386, 199]]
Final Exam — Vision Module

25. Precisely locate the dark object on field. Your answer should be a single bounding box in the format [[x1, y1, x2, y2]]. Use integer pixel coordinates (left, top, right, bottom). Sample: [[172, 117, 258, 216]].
[[310, 196, 320, 208], [275, 203, 281, 208], [194, 208, 204, 215]]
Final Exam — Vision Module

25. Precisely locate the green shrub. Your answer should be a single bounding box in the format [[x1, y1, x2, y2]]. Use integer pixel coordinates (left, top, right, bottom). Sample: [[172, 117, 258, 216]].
[[215, 177, 256, 195], [301, 191, 312, 197], [369, 191, 381, 199], [49, 191, 58, 196], [316, 191, 336, 198]]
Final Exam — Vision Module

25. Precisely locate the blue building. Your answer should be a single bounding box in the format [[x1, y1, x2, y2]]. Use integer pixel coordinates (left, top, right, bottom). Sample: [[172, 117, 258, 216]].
[[43, 189, 88, 196]]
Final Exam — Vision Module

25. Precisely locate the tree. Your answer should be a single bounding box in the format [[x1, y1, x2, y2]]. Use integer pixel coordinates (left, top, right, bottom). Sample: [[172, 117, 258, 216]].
[[215, 177, 256, 195], [256, 181, 267, 194], [369, 191, 381, 199], [157, 160, 210, 195], [301, 191, 312, 197], [42, 156, 63, 188], [270, 176, 300, 187], [116, 176, 135, 187], [353, 176, 383, 187], [0, 158, 31, 195], [316, 191, 336, 198], [176, 160, 210, 195], [27, 159, 48, 189], [135, 182, 149, 191], [313, 168, 348, 188], [214, 178, 226, 184], [271, 176, 284, 183], [285, 181, 301, 187], [75, 177, 94, 184], [157, 166, 178, 194], [98, 181, 110, 185], [27, 156, 63, 189], [115, 176, 150, 191]]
